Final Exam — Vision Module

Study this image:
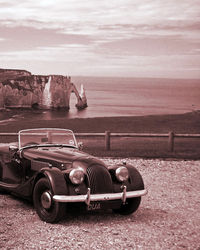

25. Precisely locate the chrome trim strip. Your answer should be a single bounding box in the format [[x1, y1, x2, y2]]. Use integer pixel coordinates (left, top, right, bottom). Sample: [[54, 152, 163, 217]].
[[53, 187, 147, 205], [0, 181, 19, 189]]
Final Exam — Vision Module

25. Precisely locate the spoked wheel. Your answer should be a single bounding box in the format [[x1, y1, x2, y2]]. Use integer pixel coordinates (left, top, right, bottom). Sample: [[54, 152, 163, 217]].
[[113, 197, 141, 215], [33, 178, 65, 223]]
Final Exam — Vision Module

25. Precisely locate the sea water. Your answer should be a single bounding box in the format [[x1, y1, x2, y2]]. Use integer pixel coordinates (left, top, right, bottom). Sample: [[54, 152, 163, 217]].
[[71, 76, 200, 117], [0, 77, 200, 124]]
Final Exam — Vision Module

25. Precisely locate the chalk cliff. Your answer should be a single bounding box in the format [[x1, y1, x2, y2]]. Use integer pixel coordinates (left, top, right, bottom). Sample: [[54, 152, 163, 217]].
[[0, 68, 87, 110]]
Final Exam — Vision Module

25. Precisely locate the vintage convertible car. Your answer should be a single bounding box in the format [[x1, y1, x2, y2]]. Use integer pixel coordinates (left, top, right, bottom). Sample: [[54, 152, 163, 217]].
[[0, 128, 147, 223]]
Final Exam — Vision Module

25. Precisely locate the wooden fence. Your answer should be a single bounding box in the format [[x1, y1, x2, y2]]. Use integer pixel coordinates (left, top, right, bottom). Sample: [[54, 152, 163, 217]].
[[1, 131, 200, 152]]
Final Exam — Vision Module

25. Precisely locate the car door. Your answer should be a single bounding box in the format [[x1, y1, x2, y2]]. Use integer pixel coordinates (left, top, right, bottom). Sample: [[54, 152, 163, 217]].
[[0, 150, 23, 185]]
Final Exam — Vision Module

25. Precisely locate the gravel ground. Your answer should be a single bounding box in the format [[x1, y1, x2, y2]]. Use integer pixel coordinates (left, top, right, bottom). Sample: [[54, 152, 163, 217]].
[[0, 158, 200, 250]]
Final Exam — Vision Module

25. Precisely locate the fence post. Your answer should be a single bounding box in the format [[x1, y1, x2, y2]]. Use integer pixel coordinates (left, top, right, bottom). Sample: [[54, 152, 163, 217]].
[[168, 131, 174, 152], [105, 131, 111, 150]]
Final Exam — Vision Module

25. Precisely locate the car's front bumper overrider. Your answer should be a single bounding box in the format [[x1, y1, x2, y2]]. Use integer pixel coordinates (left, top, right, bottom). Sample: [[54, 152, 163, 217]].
[[53, 186, 148, 206]]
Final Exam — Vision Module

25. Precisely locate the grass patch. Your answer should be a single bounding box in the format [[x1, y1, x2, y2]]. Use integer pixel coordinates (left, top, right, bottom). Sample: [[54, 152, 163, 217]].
[[1, 111, 200, 159]]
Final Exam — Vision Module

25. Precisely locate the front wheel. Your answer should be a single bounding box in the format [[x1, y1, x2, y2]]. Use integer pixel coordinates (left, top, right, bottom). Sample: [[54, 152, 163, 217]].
[[113, 197, 141, 215], [33, 178, 65, 223]]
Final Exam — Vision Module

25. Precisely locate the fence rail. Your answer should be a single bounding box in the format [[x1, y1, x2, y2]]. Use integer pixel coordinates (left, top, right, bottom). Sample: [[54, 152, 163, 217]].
[[0, 131, 200, 152]]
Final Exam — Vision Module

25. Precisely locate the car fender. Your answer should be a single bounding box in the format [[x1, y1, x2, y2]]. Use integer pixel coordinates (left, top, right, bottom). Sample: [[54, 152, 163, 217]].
[[126, 165, 144, 190], [34, 167, 68, 196]]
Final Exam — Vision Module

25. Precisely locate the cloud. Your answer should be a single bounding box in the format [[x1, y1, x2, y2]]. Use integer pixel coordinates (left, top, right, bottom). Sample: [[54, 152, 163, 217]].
[[1, 0, 200, 42], [1, 44, 200, 78], [0, 0, 199, 78], [0, 25, 93, 52], [94, 36, 200, 58]]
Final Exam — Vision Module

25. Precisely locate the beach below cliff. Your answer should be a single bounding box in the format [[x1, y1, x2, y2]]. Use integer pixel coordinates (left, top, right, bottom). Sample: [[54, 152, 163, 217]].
[[0, 111, 200, 159]]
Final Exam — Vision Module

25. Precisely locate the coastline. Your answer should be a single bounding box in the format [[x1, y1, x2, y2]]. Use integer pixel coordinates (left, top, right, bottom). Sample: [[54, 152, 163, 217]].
[[0, 111, 200, 133]]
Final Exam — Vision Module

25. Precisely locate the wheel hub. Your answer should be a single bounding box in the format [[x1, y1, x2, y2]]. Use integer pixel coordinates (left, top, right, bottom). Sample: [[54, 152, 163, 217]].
[[41, 191, 52, 209]]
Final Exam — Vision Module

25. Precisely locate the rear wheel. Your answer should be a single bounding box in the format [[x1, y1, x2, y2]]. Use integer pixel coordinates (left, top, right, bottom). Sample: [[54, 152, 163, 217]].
[[113, 197, 141, 215], [33, 178, 65, 223]]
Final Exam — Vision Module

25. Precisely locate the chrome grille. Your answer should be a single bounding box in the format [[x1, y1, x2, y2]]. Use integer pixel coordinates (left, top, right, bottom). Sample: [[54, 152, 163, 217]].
[[86, 165, 113, 194]]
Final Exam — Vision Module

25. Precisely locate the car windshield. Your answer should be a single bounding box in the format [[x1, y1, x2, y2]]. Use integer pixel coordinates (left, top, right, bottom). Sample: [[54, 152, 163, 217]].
[[19, 128, 78, 149]]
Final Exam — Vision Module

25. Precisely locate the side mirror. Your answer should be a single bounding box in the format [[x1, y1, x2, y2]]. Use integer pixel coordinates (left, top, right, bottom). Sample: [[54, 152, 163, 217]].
[[9, 145, 18, 153], [78, 142, 84, 151]]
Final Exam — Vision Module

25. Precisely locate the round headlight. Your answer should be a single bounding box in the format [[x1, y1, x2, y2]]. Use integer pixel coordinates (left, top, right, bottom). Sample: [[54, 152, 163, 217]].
[[115, 166, 129, 182], [69, 168, 85, 184]]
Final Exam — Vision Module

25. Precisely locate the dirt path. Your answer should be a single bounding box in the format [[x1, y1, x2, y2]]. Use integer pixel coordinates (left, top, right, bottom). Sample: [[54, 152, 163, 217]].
[[0, 158, 200, 249]]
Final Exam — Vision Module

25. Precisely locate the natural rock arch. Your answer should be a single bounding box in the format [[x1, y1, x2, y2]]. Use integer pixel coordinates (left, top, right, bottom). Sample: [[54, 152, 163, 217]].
[[0, 69, 87, 110]]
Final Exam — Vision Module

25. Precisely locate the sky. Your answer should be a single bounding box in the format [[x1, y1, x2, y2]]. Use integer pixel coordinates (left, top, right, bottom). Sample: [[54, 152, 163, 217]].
[[0, 0, 200, 78]]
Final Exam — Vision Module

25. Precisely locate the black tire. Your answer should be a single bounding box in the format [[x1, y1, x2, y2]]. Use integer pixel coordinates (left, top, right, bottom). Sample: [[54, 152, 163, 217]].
[[113, 197, 141, 215], [33, 178, 65, 223]]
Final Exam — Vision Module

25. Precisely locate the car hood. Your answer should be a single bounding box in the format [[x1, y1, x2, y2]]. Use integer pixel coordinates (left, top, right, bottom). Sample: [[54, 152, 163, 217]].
[[22, 146, 104, 165]]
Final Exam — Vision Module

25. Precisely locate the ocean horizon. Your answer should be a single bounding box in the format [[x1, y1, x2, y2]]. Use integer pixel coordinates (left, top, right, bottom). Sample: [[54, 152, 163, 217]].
[[0, 76, 200, 125]]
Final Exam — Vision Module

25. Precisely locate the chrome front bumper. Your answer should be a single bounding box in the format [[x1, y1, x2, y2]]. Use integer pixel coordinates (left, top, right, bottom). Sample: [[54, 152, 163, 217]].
[[53, 186, 148, 206]]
